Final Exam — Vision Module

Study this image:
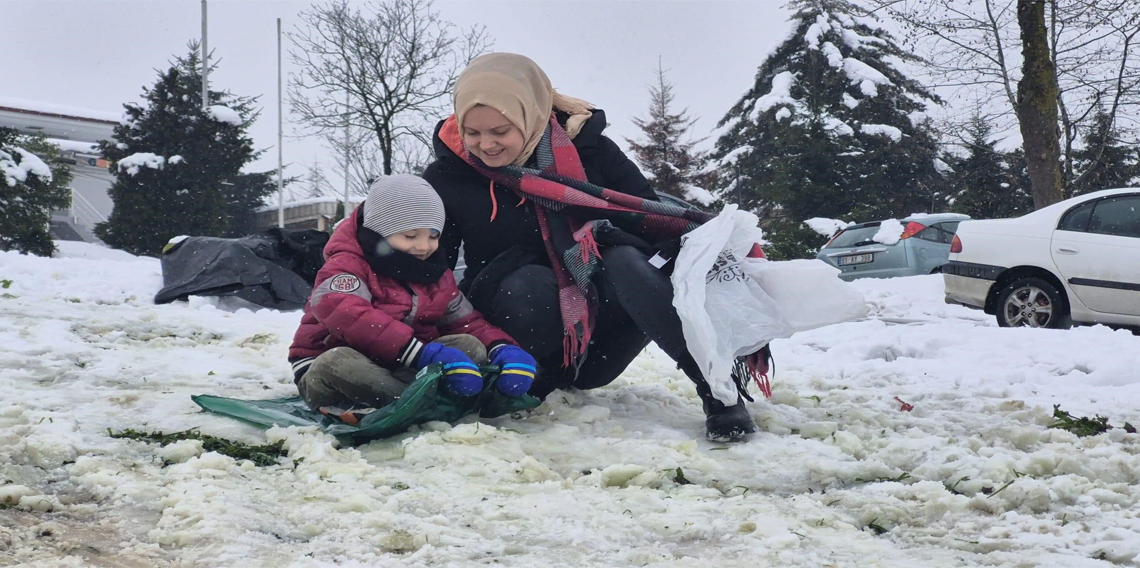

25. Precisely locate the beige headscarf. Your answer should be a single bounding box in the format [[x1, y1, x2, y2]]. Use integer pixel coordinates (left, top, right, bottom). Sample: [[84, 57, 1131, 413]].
[[453, 52, 594, 166]]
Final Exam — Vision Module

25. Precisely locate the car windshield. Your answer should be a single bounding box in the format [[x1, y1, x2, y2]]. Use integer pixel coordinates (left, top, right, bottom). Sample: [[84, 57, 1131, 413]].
[[825, 225, 883, 248]]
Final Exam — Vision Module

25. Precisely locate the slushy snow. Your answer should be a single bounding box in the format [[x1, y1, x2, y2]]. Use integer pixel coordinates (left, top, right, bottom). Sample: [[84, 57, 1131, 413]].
[[3, 242, 1140, 566]]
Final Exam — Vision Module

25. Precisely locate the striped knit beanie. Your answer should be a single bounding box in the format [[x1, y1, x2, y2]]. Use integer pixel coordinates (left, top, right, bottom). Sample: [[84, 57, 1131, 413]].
[[362, 174, 445, 237]]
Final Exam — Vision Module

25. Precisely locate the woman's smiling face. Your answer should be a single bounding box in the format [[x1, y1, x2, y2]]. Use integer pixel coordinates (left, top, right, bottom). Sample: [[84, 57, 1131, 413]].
[[461, 105, 525, 167]]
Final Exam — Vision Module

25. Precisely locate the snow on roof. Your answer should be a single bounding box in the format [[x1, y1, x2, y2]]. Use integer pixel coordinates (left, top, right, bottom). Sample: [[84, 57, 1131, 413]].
[[872, 218, 905, 245], [47, 138, 100, 154], [255, 196, 362, 213], [804, 217, 853, 237], [0, 95, 119, 123]]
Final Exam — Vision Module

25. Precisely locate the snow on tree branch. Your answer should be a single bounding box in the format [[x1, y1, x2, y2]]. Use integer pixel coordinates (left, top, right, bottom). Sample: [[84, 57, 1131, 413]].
[[0, 145, 52, 187]]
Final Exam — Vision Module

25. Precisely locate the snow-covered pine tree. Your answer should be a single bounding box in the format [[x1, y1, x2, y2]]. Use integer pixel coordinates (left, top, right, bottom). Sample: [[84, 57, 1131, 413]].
[[0, 129, 73, 257], [713, 0, 945, 259], [1070, 107, 1140, 197], [948, 115, 1032, 220], [626, 61, 711, 202], [96, 44, 278, 256]]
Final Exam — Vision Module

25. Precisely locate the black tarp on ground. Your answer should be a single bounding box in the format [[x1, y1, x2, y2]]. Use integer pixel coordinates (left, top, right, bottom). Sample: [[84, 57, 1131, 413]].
[[154, 228, 329, 310]]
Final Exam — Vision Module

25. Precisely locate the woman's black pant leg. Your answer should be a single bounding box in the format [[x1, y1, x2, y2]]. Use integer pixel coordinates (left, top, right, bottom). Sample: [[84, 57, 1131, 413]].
[[599, 245, 713, 398]]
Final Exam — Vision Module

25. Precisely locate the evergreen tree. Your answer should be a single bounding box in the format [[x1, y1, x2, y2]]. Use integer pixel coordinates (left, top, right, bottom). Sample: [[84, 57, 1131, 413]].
[[0, 129, 72, 257], [1070, 107, 1140, 197], [626, 60, 709, 201], [96, 44, 278, 256], [948, 114, 1033, 219], [713, 0, 945, 259]]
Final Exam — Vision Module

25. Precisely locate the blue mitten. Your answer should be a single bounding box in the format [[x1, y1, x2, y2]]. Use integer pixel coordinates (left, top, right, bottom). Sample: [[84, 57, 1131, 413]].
[[489, 344, 537, 396], [416, 343, 483, 396]]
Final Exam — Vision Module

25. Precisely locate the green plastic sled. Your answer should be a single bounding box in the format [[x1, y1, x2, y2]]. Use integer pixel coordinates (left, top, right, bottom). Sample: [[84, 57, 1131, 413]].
[[191, 364, 541, 445]]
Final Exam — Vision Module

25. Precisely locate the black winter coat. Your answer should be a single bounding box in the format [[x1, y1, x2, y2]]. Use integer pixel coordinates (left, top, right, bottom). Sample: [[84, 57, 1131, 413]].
[[422, 110, 657, 288]]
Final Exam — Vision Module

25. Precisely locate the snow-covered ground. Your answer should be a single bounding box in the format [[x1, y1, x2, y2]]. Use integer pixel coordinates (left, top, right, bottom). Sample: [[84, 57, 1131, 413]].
[[3, 242, 1140, 567]]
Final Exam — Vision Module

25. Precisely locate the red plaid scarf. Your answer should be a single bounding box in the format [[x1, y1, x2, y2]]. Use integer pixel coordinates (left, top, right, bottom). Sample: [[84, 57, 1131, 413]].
[[441, 114, 766, 380]]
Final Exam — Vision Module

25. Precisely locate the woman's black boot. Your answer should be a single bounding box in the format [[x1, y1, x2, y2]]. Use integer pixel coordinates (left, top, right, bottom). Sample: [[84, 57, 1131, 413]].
[[695, 381, 756, 442]]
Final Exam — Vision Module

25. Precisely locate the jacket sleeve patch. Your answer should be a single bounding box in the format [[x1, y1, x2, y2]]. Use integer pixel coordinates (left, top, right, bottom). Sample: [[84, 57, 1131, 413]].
[[329, 274, 362, 292], [311, 273, 372, 306]]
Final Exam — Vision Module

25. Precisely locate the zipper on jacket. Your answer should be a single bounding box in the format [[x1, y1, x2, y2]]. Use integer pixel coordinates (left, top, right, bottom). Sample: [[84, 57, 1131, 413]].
[[401, 284, 420, 324]]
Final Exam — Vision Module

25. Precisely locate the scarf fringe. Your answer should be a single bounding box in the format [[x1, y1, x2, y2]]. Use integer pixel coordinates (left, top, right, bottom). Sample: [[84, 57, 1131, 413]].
[[562, 322, 593, 368], [572, 222, 602, 265], [748, 347, 773, 399], [732, 351, 774, 400]]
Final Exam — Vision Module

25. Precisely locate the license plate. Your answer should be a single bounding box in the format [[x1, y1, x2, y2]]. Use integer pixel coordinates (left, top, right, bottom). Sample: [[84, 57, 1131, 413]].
[[838, 253, 873, 266]]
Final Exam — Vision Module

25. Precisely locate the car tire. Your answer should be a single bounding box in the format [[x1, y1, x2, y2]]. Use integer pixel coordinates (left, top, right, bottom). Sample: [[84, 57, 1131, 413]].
[[995, 277, 1070, 329], [929, 266, 943, 274]]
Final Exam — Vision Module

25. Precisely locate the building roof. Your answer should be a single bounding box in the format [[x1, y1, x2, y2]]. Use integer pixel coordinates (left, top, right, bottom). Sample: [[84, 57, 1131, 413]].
[[0, 96, 119, 124], [0, 97, 118, 147]]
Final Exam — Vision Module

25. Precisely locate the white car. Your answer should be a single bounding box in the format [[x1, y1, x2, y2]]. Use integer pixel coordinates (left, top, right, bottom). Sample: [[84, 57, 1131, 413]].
[[943, 188, 1140, 328]]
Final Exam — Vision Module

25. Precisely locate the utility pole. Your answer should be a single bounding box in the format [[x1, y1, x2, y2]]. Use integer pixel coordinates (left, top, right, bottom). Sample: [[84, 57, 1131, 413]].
[[343, 92, 350, 213], [201, 0, 209, 110], [277, 17, 285, 228]]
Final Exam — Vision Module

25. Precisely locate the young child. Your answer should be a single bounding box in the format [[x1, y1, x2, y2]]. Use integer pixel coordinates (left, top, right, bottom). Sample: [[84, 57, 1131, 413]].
[[288, 174, 537, 415]]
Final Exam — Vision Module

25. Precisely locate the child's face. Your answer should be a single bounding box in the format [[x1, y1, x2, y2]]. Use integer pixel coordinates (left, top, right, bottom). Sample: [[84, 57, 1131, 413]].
[[383, 228, 440, 260]]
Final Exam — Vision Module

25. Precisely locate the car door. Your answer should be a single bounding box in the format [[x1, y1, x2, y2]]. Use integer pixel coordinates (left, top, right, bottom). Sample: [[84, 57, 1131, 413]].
[[912, 222, 959, 272], [1050, 194, 1140, 316]]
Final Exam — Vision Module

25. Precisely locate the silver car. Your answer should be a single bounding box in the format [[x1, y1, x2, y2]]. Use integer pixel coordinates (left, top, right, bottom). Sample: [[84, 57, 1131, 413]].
[[816, 213, 971, 280]]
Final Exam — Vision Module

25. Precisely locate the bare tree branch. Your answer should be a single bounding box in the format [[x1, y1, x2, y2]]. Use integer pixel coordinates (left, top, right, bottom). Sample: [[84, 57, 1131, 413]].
[[287, 0, 490, 178], [868, 0, 1140, 196]]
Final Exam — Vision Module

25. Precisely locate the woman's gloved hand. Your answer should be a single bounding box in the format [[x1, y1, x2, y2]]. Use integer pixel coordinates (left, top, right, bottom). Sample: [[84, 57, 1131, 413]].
[[416, 343, 483, 396], [489, 344, 537, 396]]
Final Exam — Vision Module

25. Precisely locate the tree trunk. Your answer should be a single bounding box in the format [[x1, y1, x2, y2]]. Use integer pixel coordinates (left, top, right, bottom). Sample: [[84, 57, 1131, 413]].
[[1016, 0, 1064, 209], [381, 131, 393, 175]]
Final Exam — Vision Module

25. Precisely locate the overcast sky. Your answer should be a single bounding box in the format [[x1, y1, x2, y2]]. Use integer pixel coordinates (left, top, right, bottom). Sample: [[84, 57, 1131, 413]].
[[1, 0, 792, 196]]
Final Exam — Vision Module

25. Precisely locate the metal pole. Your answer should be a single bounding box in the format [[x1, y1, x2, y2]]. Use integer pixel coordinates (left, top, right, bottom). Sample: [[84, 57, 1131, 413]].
[[201, 0, 208, 110], [343, 92, 350, 212], [277, 18, 285, 228]]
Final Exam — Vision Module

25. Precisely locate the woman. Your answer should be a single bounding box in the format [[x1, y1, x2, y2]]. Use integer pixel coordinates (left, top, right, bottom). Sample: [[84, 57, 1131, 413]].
[[422, 53, 764, 441]]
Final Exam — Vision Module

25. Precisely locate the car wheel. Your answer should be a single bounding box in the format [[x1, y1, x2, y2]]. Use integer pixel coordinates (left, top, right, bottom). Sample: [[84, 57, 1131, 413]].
[[995, 277, 1070, 329], [929, 266, 943, 274]]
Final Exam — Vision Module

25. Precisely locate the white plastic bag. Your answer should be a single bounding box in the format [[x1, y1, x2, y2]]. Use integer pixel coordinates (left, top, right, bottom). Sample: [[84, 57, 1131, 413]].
[[671, 205, 794, 405], [743, 258, 868, 333]]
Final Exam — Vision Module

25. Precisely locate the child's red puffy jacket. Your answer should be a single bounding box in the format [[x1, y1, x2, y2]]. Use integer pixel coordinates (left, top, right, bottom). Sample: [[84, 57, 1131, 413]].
[[288, 206, 515, 375]]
